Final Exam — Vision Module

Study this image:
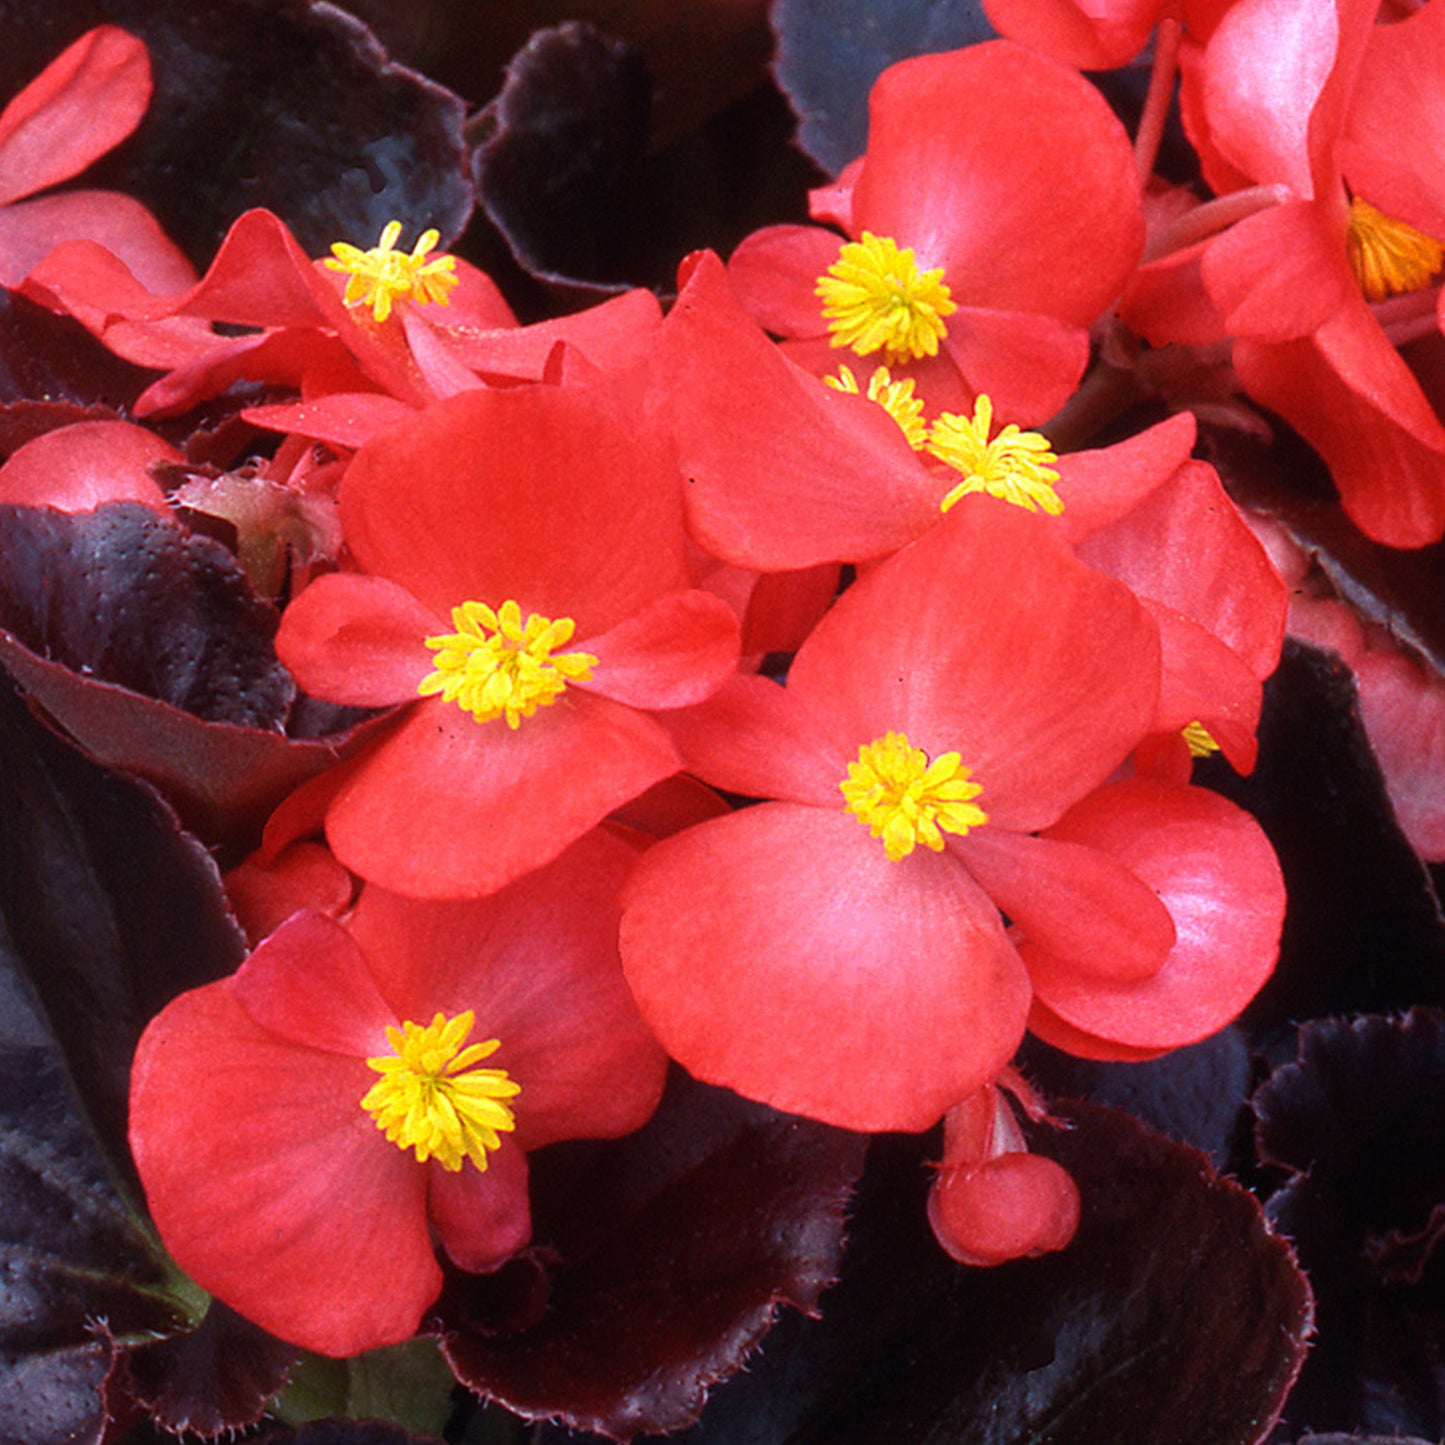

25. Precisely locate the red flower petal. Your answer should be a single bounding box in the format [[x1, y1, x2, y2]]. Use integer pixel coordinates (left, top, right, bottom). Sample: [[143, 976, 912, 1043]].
[[1023, 779, 1284, 1051], [340, 383, 691, 634], [0, 419, 174, 513], [0, 27, 151, 206], [1055, 412, 1199, 544], [927, 1152, 1081, 1266], [275, 572, 441, 707], [619, 803, 1031, 1133], [954, 827, 1176, 984], [324, 693, 680, 898], [428, 1141, 532, 1273], [580, 589, 740, 711]]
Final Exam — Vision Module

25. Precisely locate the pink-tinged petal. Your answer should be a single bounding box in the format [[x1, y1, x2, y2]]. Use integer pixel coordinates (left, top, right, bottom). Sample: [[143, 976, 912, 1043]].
[[660, 672, 847, 807], [1055, 412, 1199, 544], [1199, 0, 1338, 194], [428, 1141, 532, 1273], [349, 829, 667, 1147], [276, 572, 440, 707], [1343, 2, 1445, 238], [738, 562, 841, 657], [1353, 646, 1445, 862], [789, 501, 1161, 832], [226, 910, 398, 1056], [1141, 600, 1263, 772], [1118, 241, 1229, 348], [619, 804, 1032, 1133], [0, 419, 175, 513], [326, 692, 680, 899], [852, 42, 1143, 324], [129, 982, 438, 1358], [1023, 779, 1285, 1050], [1026, 996, 1167, 1061], [224, 841, 356, 948], [609, 774, 731, 838], [1200, 201, 1352, 343], [807, 158, 861, 231], [438, 287, 662, 381], [1076, 458, 1287, 680], [0, 189, 195, 292], [0, 27, 150, 206], [243, 392, 419, 450], [724, 224, 839, 339], [1234, 307, 1445, 546], [938, 306, 1090, 426], [649, 250, 937, 569], [580, 590, 739, 710], [983, 0, 1160, 68], [399, 306, 487, 400], [340, 384, 691, 635], [928, 1152, 1081, 1266], [954, 827, 1175, 984]]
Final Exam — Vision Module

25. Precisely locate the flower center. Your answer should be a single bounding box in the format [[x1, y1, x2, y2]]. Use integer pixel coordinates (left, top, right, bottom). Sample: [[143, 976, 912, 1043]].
[[840, 730, 987, 861], [816, 232, 956, 363], [927, 395, 1064, 516], [825, 363, 929, 449], [361, 1010, 519, 1173], [325, 219, 459, 323], [419, 599, 597, 729], [1346, 198, 1444, 304]]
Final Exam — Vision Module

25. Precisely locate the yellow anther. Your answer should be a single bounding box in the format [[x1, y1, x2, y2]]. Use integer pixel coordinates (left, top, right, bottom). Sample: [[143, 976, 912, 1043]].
[[419, 599, 597, 729], [325, 219, 459, 322], [816, 232, 956, 363], [825, 363, 929, 449], [1346, 197, 1444, 304], [928, 395, 1064, 516], [840, 730, 987, 861], [361, 1010, 519, 1173], [1182, 720, 1221, 758]]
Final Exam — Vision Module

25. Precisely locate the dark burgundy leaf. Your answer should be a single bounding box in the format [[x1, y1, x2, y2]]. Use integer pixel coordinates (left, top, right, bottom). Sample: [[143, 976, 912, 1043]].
[[771, 0, 996, 175], [0, 1045, 191, 1445], [0, 503, 292, 729], [259, 1423, 443, 1445], [1255, 1012, 1445, 1439], [472, 24, 651, 291], [441, 1072, 867, 1440], [0, 1, 472, 266], [120, 1300, 296, 1436], [0, 671, 245, 1188], [0, 293, 147, 429], [1200, 641, 1445, 1034], [1020, 1025, 1254, 1169], [1206, 423, 1445, 679], [1294, 1436, 1440, 1444], [636, 1103, 1309, 1445]]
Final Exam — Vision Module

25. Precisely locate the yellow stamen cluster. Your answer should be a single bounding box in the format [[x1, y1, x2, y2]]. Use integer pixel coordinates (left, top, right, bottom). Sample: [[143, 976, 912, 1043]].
[[840, 730, 987, 861], [326, 220, 459, 322], [1182, 720, 1221, 759], [1346, 197, 1445, 304], [825, 363, 929, 449], [816, 232, 956, 363], [927, 395, 1064, 516], [419, 599, 597, 729], [361, 1010, 519, 1173]]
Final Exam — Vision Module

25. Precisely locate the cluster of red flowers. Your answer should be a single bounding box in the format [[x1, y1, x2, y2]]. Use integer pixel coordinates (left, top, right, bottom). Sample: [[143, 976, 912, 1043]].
[[12, 2, 1444, 1368]]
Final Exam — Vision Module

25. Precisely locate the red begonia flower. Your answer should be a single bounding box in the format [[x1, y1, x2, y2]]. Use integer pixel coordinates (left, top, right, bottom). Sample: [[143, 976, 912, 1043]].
[[1154, 0, 1445, 544], [726, 41, 1143, 424], [274, 380, 741, 898], [1023, 778, 1285, 1060], [129, 827, 667, 1358], [619, 501, 1163, 1132]]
